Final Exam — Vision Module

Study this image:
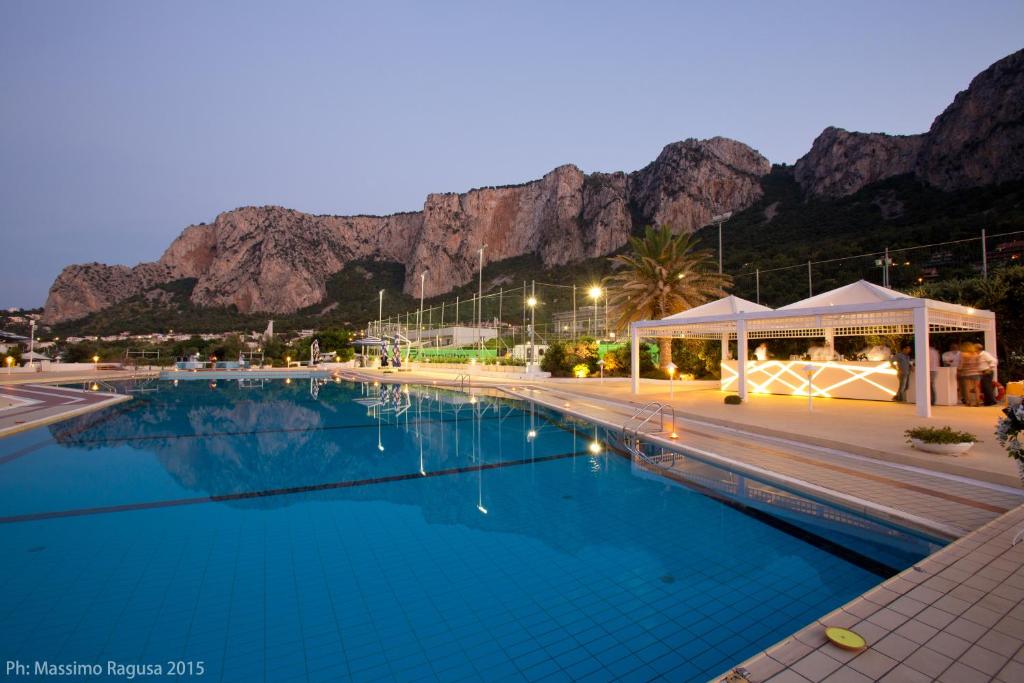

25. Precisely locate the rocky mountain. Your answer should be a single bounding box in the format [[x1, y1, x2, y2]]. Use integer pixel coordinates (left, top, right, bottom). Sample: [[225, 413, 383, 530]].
[[795, 48, 1024, 197], [42, 48, 1024, 324], [43, 137, 770, 322], [917, 48, 1024, 190], [793, 128, 925, 198]]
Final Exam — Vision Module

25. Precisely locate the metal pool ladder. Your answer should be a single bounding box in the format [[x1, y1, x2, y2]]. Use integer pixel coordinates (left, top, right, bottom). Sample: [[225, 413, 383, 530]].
[[621, 401, 678, 467], [454, 373, 472, 392], [622, 401, 676, 442]]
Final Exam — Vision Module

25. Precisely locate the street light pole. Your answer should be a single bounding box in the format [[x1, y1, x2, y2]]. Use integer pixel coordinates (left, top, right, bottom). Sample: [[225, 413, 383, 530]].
[[378, 289, 384, 337], [29, 320, 36, 369], [527, 288, 537, 375], [418, 271, 427, 341], [588, 286, 601, 339], [710, 212, 732, 274], [478, 245, 486, 357]]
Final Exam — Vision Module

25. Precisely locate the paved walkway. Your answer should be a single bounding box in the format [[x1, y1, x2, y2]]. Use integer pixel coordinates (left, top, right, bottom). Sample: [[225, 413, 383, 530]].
[[720, 503, 1024, 683], [573, 378, 1018, 487], [0, 383, 130, 438]]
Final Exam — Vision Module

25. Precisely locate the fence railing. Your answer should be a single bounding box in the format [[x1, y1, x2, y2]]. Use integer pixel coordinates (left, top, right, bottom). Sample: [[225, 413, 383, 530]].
[[368, 229, 1024, 350]]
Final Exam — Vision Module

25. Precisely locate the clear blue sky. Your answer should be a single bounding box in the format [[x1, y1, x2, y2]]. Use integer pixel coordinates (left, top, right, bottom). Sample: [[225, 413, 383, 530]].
[[1, 1, 1022, 308]]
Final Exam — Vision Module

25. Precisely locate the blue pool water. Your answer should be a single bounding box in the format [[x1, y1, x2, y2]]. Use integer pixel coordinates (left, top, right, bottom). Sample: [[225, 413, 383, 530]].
[[0, 380, 940, 682]]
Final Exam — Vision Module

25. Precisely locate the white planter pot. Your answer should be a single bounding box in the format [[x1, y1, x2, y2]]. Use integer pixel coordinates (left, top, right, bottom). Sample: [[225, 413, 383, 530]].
[[910, 438, 973, 456]]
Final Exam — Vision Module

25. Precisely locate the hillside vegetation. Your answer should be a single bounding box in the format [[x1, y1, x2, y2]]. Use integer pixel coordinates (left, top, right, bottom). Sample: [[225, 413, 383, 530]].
[[49, 168, 1024, 340]]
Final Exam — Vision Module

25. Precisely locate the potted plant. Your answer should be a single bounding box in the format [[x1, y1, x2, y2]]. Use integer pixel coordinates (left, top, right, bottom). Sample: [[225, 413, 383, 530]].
[[905, 426, 978, 456], [996, 402, 1024, 481]]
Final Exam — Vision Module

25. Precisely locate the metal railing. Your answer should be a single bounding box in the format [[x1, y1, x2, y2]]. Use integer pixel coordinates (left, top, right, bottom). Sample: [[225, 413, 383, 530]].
[[622, 401, 676, 443], [454, 373, 472, 392], [620, 401, 678, 472]]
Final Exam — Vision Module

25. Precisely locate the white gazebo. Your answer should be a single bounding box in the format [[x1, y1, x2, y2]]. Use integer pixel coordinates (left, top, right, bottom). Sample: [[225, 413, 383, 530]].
[[629, 280, 997, 417]]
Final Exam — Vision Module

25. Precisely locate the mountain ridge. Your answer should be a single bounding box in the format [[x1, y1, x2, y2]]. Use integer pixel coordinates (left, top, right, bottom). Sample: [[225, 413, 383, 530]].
[[42, 48, 1024, 324]]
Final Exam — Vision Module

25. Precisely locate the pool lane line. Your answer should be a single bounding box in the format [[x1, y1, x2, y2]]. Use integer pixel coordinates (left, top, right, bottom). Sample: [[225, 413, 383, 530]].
[[0, 449, 591, 525], [51, 413, 510, 447], [0, 439, 53, 466]]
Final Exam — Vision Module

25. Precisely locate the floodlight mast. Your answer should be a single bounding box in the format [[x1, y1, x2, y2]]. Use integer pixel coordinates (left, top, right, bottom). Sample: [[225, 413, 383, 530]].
[[710, 212, 732, 274]]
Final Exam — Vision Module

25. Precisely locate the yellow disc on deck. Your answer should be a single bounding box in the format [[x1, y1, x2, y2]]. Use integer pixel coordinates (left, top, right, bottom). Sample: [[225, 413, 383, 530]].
[[825, 627, 867, 651]]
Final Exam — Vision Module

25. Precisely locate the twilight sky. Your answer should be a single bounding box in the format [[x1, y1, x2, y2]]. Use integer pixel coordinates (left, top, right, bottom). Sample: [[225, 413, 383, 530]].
[[1, 1, 1022, 308]]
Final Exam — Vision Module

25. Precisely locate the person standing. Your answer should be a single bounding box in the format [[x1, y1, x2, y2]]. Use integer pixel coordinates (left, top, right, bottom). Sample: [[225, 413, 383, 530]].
[[941, 342, 960, 367], [957, 342, 982, 407], [942, 342, 962, 403], [894, 344, 912, 403], [978, 344, 999, 406]]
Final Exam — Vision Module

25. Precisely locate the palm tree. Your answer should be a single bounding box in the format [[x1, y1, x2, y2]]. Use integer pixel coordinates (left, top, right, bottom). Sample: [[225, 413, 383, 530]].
[[606, 225, 731, 371]]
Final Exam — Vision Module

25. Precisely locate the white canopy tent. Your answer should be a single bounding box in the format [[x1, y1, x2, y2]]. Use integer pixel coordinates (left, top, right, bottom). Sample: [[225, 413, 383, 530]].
[[629, 280, 997, 417]]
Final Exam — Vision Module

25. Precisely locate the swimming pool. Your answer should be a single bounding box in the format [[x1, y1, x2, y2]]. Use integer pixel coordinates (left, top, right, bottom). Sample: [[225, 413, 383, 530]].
[[0, 379, 941, 682]]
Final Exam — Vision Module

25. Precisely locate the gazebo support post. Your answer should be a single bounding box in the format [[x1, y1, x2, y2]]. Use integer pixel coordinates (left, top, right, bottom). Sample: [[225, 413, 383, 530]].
[[721, 332, 731, 361], [737, 318, 748, 401], [913, 306, 931, 418], [630, 324, 640, 395], [985, 324, 998, 382]]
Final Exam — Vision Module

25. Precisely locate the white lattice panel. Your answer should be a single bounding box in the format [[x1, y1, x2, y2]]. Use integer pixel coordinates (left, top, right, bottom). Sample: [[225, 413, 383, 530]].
[[720, 360, 899, 401]]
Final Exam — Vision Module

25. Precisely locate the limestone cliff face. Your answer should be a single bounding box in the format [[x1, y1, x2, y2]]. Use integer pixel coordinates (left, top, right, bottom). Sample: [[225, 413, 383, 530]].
[[793, 127, 925, 197], [43, 137, 770, 321], [795, 49, 1024, 197], [43, 262, 180, 324], [629, 137, 771, 228], [917, 49, 1024, 191], [157, 207, 422, 312], [405, 165, 590, 298]]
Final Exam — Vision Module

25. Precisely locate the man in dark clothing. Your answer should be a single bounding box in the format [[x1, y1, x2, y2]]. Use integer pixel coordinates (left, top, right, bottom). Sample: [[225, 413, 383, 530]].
[[894, 344, 912, 402]]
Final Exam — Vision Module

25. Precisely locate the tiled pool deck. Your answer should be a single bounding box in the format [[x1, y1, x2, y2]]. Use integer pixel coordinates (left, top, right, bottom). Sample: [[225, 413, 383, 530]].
[[723, 503, 1024, 683]]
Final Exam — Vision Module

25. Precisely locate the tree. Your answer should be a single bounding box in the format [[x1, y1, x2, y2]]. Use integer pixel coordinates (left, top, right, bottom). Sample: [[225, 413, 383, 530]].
[[607, 225, 731, 371]]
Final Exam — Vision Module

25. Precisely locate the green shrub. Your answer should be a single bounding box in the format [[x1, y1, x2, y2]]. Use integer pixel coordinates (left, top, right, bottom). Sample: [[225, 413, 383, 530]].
[[671, 339, 721, 379], [904, 426, 977, 444], [724, 395, 742, 405], [540, 342, 569, 376]]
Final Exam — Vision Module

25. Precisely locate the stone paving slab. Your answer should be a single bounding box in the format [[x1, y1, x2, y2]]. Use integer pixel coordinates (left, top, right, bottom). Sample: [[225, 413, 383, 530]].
[[716, 503, 1024, 682]]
